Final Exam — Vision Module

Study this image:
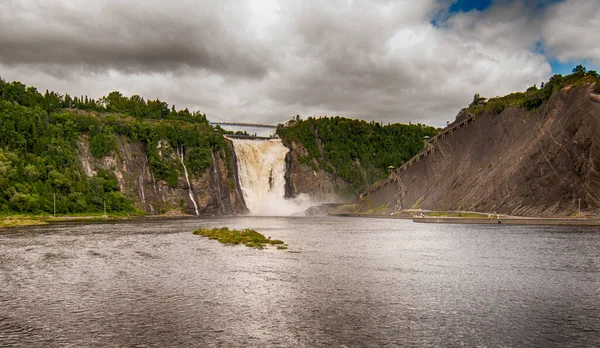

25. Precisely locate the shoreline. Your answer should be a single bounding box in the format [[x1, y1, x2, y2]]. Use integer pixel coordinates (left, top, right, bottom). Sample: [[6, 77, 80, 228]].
[[327, 213, 413, 219], [328, 212, 600, 227], [0, 213, 173, 229], [3, 212, 600, 229], [413, 217, 600, 226]]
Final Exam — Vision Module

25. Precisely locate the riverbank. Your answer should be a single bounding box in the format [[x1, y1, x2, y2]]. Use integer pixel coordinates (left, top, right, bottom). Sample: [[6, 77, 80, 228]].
[[413, 216, 600, 226], [328, 213, 412, 219], [329, 210, 600, 226], [0, 212, 147, 229]]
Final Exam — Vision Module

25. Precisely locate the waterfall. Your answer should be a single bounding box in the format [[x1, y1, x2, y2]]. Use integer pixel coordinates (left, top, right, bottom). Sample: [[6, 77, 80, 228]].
[[138, 164, 146, 204], [228, 137, 312, 216], [210, 151, 225, 215], [176, 146, 199, 216]]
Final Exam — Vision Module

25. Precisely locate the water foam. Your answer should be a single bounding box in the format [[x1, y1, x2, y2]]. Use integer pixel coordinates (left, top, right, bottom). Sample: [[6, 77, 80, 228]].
[[228, 137, 313, 216]]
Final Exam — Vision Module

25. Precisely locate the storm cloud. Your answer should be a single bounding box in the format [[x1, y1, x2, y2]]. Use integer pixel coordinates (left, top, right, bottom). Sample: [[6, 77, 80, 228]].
[[0, 0, 272, 77], [0, 0, 597, 126]]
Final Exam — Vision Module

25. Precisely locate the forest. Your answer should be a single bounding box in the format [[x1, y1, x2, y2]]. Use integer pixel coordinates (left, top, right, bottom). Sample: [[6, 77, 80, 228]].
[[277, 116, 439, 192], [0, 78, 225, 215]]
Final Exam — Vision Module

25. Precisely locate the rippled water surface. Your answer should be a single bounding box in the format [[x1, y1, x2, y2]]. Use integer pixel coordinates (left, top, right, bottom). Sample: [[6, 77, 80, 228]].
[[1, 217, 599, 347]]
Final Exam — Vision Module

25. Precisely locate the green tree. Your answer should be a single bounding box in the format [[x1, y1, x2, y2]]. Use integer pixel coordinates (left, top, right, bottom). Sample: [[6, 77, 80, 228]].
[[573, 65, 586, 76]]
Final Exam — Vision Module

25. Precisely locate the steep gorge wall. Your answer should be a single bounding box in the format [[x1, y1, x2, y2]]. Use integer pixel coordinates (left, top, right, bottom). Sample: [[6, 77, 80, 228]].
[[284, 140, 351, 202], [76, 133, 351, 216], [360, 84, 600, 217], [77, 135, 247, 215]]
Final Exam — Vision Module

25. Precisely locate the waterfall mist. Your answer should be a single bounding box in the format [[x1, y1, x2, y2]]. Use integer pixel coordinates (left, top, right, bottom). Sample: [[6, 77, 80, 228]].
[[228, 137, 313, 216]]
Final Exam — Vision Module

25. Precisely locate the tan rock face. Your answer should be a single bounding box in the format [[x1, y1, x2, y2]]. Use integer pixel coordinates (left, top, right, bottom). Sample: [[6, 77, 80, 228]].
[[77, 136, 96, 177], [76, 136, 244, 215], [284, 141, 350, 202], [361, 83, 600, 217], [76, 134, 359, 215]]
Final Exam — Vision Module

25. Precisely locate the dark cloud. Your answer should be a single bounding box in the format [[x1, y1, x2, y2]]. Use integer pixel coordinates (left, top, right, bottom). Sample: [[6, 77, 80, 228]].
[[0, 0, 594, 126], [0, 0, 272, 78]]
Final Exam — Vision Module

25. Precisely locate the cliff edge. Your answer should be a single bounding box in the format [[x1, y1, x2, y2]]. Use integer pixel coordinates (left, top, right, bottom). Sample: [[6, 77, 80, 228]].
[[359, 83, 600, 217]]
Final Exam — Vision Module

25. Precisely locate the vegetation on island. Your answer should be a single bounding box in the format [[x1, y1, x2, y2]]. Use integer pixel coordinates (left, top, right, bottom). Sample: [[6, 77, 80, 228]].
[[277, 116, 438, 193], [193, 227, 287, 249], [0, 77, 228, 215]]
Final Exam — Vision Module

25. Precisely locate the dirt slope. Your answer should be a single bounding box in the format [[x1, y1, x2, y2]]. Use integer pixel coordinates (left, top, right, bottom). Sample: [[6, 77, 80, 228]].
[[359, 83, 600, 217]]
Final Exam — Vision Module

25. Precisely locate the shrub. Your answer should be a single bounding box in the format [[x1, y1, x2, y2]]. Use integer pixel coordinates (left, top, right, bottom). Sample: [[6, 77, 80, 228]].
[[186, 147, 212, 173], [193, 227, 287, 249], [89, 131, 118, 158], [485, 99, 507, 114], [523, 91, 544, 110]]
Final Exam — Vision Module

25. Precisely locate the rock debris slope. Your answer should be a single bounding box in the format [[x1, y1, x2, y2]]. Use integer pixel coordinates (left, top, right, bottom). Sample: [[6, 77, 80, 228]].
[[360, 84, 600, 217]]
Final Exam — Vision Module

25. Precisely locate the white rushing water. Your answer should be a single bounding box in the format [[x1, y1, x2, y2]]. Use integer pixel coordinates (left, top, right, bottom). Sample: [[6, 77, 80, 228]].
[[228, 137, 312, 216], [176, 146, 199, 216]]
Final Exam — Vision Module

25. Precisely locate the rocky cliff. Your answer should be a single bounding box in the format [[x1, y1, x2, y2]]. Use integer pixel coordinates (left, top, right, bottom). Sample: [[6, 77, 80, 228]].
[[75, 134, 352, 216], [77, 135, 247, 215], [284, 140, 351, 202], [359, 83, 600, 217]]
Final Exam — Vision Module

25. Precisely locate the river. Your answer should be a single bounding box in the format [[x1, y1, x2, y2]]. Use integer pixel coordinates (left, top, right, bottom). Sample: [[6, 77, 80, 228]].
[[1, 217, 598, 347]]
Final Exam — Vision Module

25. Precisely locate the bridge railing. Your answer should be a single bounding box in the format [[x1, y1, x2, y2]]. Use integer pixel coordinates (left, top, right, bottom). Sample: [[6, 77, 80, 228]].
[[224, 134, 278, 140], [209, 122, 278, 129]]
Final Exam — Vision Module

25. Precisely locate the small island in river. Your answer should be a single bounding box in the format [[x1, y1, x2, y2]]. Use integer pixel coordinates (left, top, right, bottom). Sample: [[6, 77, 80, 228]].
[[193, 227, 288, 249]]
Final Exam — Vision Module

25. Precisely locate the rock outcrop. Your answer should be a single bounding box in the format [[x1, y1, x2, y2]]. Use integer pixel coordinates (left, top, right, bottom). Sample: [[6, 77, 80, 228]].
[[359, 83, 600, 217], [284, 140, 350, 202], [77, 135, 246, 215]]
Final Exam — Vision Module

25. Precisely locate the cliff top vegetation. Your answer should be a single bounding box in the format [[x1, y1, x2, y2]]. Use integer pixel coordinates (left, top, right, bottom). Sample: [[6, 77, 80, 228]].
[[276, 116, 438, 193], [0, 77, 227, 215], [460, 65, 600, 119]]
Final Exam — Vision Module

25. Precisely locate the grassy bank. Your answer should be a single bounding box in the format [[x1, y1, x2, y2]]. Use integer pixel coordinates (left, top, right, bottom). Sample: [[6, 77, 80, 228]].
[[425, 211, 490, 218], [193, 227, 288, 249], [0, 211, 147, 228], [0, 216, 47, 228]]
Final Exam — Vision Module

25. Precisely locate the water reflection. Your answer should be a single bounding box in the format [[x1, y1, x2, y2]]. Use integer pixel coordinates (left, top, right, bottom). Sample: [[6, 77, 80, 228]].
[[1, 217, 599, 347]]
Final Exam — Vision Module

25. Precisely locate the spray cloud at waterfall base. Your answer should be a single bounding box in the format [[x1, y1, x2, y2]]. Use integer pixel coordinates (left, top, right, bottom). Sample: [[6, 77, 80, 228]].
[[228, 137, 315, 216]]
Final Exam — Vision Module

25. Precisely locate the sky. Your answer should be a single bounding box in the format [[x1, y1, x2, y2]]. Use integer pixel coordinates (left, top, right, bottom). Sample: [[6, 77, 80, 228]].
[[0, 0, 598, 127]]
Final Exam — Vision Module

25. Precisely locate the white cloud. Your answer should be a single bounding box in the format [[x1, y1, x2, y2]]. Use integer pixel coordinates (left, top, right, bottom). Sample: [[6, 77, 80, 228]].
[[0, 0, 581, 127], [542, 0, 600, 66]]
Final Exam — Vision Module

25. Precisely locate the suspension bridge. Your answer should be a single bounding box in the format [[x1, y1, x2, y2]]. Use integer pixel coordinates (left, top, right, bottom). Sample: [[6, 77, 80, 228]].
[[207, 116, 292, 140], [209, 121, 278, 129]]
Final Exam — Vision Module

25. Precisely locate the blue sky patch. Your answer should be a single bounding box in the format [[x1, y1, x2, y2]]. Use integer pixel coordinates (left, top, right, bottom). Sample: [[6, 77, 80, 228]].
[[549, 59, 600, 76], [449, 0, 492, 13]]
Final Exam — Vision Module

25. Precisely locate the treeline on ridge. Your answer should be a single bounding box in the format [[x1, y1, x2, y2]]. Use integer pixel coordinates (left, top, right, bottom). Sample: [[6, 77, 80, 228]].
[[0, 79, 207, 122], [464, 65, 600, 117], [277, 116, 438, 193], [0, 77, 226, 215]]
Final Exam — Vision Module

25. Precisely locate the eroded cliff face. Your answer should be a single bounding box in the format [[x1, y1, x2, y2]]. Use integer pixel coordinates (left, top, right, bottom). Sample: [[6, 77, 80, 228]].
[[360, 83, 600, 217], [77, 136, 246, 215], [284, 140, 350, 202]]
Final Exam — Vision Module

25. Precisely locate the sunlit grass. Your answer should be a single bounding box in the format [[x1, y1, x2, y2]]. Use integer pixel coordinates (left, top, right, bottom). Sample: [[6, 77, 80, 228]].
[[425, 212, 489, 218], [0, 211, 148, 229], [330, 204, 358, 214], [0, 216, 47, 228], [193, 227, 287, 249]]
